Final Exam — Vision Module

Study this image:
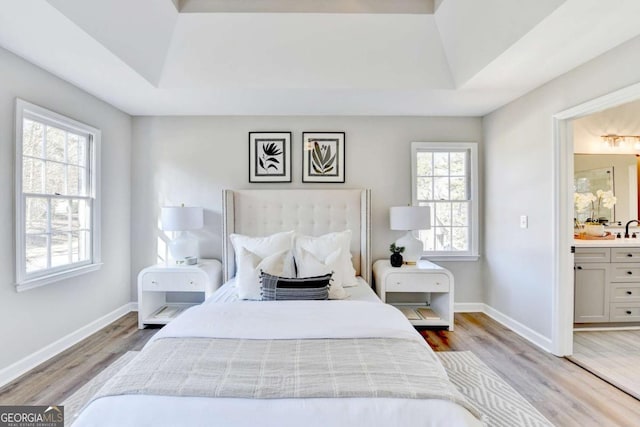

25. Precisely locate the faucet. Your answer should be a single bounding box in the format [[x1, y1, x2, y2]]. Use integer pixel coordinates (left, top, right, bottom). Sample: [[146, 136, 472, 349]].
[[625, 220, 640, 238]]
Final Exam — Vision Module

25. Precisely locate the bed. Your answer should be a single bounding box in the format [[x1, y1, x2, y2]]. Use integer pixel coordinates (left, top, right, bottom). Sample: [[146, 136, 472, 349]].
[[72, 189, 482, 427]]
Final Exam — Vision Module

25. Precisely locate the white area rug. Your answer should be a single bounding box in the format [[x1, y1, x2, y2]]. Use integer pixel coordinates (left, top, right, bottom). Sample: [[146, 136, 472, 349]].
[[63, 350, 553, 427], [437, 351, 554, 427]]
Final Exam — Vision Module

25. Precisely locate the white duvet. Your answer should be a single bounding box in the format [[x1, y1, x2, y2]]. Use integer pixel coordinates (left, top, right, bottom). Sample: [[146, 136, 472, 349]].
[[73, 299, 482, 427]]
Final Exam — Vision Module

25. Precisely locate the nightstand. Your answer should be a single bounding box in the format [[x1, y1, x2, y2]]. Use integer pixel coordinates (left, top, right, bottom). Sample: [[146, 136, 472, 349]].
[[373, 259, 454, 330], [137, 259, 223, 329]]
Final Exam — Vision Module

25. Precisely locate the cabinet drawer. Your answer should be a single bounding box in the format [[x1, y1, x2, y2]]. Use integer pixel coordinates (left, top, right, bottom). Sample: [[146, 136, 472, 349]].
[[610, 283, 640, 302], [574, 248, 610, 263], [610, 264, 640, 282], [141, 272, 204, 291], [611, 247, 640, 263], [386, 273, 449, 293], [610, 303, 640, 322]]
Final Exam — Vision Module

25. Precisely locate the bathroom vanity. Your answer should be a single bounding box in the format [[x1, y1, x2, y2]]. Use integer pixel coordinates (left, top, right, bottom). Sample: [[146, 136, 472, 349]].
[[574, 240, 640, 324]]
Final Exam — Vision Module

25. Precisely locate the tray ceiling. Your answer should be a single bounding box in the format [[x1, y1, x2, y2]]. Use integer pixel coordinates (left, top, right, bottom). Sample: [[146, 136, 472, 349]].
[[0, 0, 639, 116]]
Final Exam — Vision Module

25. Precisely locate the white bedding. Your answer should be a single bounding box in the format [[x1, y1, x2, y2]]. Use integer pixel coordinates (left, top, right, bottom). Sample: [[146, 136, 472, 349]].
[[73, 283, 481, 427]]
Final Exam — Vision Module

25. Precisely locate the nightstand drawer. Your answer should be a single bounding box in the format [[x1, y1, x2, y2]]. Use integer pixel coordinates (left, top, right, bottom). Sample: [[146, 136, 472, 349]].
[[141, 272, 204, 291], [386, 273, 449, 292]]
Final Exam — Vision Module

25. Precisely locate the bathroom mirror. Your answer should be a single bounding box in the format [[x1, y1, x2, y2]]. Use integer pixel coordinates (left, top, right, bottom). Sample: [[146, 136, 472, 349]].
[[574, 154, 639, 224]]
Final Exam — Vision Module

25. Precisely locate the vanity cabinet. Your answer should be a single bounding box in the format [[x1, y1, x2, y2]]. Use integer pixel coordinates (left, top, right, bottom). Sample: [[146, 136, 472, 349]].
[[574, 246, 640, 323], [574, 262, 610, 323]]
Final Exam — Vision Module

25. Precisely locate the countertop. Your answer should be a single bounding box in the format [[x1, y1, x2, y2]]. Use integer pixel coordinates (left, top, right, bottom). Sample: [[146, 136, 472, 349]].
[[573, 238, 640, 247]]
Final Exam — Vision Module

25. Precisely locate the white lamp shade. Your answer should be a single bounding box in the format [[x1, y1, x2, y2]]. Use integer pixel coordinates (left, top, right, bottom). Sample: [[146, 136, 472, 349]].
[[390, 206, 431, 231], [161, 206, 204, 231]]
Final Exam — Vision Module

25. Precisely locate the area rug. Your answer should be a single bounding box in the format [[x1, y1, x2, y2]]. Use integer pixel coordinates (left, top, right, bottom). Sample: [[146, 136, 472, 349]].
[[437, 351, 554, 427], [63, 350, 553, 427]]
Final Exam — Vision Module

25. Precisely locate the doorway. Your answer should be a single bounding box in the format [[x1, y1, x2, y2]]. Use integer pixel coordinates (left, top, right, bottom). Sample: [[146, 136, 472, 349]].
[[553, 81, 640, 357]]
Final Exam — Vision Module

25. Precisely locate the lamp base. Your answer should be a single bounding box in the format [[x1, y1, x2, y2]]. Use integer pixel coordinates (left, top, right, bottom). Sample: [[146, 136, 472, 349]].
[[168, 231, 199, 265], [395, 231, 423, 265]]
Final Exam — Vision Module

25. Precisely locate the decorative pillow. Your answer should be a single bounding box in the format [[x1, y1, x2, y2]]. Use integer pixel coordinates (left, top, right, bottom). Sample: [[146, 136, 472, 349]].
[[230, 231, 295, 298], [235, 247, 294, 300], [230, 230, 295, 265], [295, 247, 348, 299], [260, 271, 331, 301], [294, 230, 357, 288]]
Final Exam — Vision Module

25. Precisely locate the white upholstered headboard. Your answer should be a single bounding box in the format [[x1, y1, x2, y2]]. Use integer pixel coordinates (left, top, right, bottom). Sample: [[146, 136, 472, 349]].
[[222, 189, 371, 284]]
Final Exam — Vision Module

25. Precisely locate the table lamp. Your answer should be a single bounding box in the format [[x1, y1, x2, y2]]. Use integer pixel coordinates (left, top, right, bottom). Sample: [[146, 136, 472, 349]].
[[390, 206, 431, 265], [161, 205, 203, 264]]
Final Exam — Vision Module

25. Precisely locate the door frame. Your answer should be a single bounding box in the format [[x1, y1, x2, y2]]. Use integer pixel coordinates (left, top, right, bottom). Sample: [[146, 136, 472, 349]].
[[552, 82, 640, 356]]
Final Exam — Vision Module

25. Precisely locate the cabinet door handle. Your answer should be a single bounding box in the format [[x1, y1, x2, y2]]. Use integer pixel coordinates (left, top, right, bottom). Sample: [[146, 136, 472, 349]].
[[626, 310, 633, 315], [576, 266, 583, 270], [628, 253, 634, 257], [627, 291, 633, 295], [628, 271, 634, 275]]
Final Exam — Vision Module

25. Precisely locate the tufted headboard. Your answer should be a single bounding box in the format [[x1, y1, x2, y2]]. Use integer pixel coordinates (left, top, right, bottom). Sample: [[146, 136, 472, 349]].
[[222, 189, 371, 284]]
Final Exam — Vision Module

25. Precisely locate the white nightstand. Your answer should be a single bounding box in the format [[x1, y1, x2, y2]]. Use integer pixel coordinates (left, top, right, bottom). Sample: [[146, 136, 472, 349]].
[[137, 259, 223, 329], [373, 259, 454, 330]]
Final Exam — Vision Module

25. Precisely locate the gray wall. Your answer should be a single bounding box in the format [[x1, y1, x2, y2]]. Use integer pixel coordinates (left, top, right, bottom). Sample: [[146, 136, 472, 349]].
[[0, 47, 132, 370], [483, 34, 640, 340], [131, 116, 483, 304]]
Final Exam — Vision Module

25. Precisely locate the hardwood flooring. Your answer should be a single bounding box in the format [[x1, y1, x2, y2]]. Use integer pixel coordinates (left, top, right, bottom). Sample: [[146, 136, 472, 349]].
[[570, 330, 640, 400], [1, 312, 639, 427], [0, 312, 156, 406]]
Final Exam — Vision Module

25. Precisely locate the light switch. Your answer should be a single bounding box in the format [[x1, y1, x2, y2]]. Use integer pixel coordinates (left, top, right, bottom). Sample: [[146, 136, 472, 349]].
[[520, 215, 528, 229]]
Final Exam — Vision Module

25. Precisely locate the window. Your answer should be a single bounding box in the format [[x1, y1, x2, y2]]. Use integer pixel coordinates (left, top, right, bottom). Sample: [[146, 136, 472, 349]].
[[15, 99, 101, 291], [411, 142, 478, 259]]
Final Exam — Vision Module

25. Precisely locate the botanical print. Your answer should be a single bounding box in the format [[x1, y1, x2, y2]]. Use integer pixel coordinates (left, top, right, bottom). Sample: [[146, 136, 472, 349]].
[[310, 139, 337, 176], [257, 139, 285, 176], [249, 132, 291, 183], [302, 132, 345, 183]]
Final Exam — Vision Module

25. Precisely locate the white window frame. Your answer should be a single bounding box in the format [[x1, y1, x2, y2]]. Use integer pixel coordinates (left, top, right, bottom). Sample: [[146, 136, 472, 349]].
[[411, 142, 479, 261], [15, 99, 102, 291]]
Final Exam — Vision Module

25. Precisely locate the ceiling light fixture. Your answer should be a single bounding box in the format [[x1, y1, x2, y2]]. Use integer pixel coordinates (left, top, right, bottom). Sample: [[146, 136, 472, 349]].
[[601, 134, 640, 149]]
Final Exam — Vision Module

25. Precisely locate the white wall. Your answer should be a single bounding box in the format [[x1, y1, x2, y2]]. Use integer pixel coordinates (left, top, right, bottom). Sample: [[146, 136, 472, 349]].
[[131, 116, 483, 303], [0, 47, 132, 370], [483, 34, 640, 340]]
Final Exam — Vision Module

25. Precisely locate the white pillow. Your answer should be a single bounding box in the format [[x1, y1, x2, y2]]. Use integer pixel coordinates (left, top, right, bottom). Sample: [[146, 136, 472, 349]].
[[230, 231, 295, 299], [296, 247, 349, 300], [294, 230, 358, 288], [235, 247, 294, 300]]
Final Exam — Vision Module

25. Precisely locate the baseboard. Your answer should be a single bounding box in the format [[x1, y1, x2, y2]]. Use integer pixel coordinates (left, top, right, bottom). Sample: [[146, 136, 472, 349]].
[[482, 304, 553, 353], [454, 302, 553, 353], [454, 302, 484, 312], [0, 302, 136, 388]]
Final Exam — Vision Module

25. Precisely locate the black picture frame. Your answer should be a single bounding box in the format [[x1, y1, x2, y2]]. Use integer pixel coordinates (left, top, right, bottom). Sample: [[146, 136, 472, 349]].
[[302, 132, 345, 183], [249, 132, 292, 183]]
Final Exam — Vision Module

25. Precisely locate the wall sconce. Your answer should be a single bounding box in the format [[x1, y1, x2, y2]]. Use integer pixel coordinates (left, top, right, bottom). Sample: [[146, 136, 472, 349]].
[[601, 134, 640, 149]]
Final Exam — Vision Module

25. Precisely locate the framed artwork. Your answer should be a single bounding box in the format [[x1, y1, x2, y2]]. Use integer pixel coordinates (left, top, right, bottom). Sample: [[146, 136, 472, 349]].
[[249, 132, 292, 183], [302, 132, 345, 183]]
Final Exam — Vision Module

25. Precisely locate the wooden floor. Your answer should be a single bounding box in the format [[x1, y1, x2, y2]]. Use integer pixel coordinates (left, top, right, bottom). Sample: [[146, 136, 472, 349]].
[[1, 312, 639, 427], [0, 313, 157, 406], [570, 330, 640, 400]]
